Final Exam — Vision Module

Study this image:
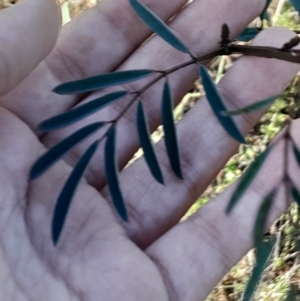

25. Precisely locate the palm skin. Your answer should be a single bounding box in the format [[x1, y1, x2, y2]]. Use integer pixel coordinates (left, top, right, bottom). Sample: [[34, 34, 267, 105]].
[[0, 0, 299, 300]]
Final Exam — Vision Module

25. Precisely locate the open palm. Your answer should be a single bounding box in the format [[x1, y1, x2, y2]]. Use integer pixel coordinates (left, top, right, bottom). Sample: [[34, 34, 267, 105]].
[[0, 0, 299, 300]]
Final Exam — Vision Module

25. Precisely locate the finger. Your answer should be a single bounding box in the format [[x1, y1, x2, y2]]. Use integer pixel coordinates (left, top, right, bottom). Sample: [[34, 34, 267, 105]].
[[41, 0, 265, 189], [145, 126, 295, 301], [114, 27, 300, 248], [0, 0, 60, 96], [0, 0, 188, 129]]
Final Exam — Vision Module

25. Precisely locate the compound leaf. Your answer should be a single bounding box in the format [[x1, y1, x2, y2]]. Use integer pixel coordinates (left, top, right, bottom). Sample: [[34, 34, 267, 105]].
[[30, 122, 105, 180], [237, 28, 260, 42], [129, 0, 189, 53], [39, 91, 127, 131], [221, 96, 277, 116], [52, 140, 99, 245], [290, 0, 300, 14], [105, 126, 128, 221], [137, 102, 164, 184], [226, 147, 271, 214], [254, 189, 276, 252], [54, 70, 154, 95], [199, 65, 245, 144], [242, 236, 276, 301], [162, 81, 183, 179]]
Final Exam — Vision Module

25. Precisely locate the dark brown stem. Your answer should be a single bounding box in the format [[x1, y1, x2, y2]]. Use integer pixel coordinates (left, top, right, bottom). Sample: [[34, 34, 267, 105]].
[[94, 40, 300, 143]]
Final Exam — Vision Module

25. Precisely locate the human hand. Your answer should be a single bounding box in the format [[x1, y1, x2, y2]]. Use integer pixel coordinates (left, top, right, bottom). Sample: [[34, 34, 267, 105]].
[[0, 0, 299, 300]]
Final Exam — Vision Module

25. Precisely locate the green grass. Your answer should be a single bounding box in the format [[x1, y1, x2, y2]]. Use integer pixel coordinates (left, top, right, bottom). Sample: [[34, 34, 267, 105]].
[[276, 2, 300, 29]]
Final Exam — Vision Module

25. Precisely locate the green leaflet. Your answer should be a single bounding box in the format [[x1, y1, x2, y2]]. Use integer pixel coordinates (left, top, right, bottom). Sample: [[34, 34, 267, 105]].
[[53, 70, 154, 95], [129, 0, 189, 54], [162, 81, 183, 179], [291, 186, 300, 207], [221, 96, 277, 116], [290, 0, 300, 14], [297, 238, 300, 251], [39, 91, 127, 131], [105, 126, 128, 221], [226, 147, 271, 214], [285, 285, 297, 301], [254, 189, 276, 252], [237, 28, 260, 42], [199, 65, 245, 144], [292, 141, 300, 166], [242, 236, 276, 301], [30, 122, 105, 180], [52, 140, 99, 245], [260, 0, 272, 21], [262, 11, 270, 22], [137, 102, 164, 184]]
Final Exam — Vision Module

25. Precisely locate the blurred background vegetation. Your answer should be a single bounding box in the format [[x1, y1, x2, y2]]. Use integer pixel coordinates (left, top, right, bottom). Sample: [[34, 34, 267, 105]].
[[0, 0, 299, 300]]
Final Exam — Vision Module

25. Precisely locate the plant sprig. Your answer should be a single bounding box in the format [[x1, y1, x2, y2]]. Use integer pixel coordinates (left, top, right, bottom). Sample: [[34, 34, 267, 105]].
[[29, 0, 300, 261]]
